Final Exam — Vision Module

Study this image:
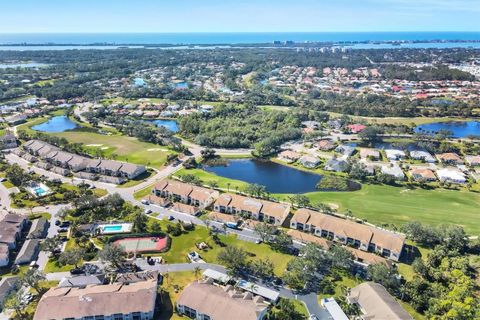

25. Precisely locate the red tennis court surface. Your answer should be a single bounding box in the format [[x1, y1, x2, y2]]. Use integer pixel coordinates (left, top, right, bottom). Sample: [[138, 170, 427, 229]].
[[114, 236, 168, 253]]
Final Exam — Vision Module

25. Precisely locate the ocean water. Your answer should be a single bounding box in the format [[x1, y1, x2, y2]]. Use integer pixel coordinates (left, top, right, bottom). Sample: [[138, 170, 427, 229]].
[[1, 32, 479, 45]]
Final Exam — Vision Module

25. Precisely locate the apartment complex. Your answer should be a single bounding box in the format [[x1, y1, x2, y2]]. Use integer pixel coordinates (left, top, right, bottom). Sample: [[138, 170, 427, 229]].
[[290, 209, 405, 261], [153, 180, 219, 209], [348, 282, 413, 320], [213, 193, 291, 226], [177, 281, 269, 320], [33, 279, 157, 320], [22, 140, 146, 180]]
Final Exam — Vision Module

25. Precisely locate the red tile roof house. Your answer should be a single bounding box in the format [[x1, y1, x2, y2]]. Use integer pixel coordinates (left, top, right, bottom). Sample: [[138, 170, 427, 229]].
[[277, 150, 301, 163], [316, 139, 336, 151], [435, 152, 464, 165], [410, 168, 437, 182], [347, 124, 367, 134]]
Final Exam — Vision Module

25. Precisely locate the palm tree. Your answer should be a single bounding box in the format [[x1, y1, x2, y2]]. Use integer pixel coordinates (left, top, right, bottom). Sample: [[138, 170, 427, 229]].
[[247, 283, 258, 293], [193, 266, 202, 281], [227, 182, 231, 192], [164, 272, 170, 287]]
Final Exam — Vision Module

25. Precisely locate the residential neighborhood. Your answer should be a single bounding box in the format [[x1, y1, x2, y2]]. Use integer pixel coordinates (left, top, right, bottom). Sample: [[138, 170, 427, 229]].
[[0, 11, 479, 319]]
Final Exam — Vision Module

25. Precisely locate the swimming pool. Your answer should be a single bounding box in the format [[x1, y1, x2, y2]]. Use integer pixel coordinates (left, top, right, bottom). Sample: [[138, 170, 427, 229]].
[[98, 223, 133, 235], [27, 183, 52, 198], [34, 187, 47, 196], [103, 225, 123, 232]]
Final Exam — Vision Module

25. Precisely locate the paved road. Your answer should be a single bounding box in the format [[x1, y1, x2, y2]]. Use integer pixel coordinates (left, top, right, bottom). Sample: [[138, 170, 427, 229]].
[[132, 261, 330, 319], [1, 123, 327, 318]]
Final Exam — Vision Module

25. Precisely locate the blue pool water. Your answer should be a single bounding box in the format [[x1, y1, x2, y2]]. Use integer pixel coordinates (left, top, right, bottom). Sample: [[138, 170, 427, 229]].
[[414, 121, 480, 138], [32, 115, 79, 133], [134, 77, 146, 87], [204, 159, 322, 194], [103, 225, 123, 232], [151, 119, 179, 132], [34, 187, 48, 196]]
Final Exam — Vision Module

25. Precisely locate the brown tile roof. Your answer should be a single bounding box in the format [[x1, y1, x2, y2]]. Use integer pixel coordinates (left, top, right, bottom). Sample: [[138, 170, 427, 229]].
[[291, 209, 311, 224], [147, 194, 170, 206], [155, 180, 193, 197], [436, 152, 463, 163], [346, 247, 389, 266], [348, 282, 413, 320], [188, 185, 217, 203], [33, 279, 157, 320], [317, 140, 335, 150], [214, 193, 290, 221], [410, 168, 436, 180], [215, 193, 234, 207], [208, 211, 238, 224], [278, 150, 301, 160], [360, 148, 380, 159], [177, 282, 268, 320], [287, 229, 331, 249], [172, 202, 199, 215], [293, 209, 405, 253]]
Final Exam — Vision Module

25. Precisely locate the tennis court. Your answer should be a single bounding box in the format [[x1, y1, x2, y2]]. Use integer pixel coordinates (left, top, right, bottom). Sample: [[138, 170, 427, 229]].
[[114, 236, 169, 253]]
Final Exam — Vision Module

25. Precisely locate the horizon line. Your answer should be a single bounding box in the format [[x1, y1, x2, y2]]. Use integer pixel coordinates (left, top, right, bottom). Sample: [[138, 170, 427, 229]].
[[2, 31, 480, 34]]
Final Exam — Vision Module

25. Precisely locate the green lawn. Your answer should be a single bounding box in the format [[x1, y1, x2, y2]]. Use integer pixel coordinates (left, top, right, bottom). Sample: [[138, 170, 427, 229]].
[[44, 238, 87, 273], [134, 183, 156, 200], [51, 131, 175, 169], [174, 168, 249, 192], [158, 271, 197, 320], [145, 217, 292, 276], [173, 168, 480, 235], [29, 212, 52, 221], [2, 180, 15, 189], [299, 184, 480, 235]]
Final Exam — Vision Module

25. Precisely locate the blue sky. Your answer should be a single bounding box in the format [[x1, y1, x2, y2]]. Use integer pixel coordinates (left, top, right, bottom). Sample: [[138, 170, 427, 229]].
[[1, 0, 479, 33]]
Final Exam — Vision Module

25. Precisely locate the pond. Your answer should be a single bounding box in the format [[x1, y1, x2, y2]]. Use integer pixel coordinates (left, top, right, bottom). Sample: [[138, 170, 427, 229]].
[[204, 159, 322, 194], [150, 119, 179, 132], [32, 116, 79, 133], [414, 121, 480, 138]]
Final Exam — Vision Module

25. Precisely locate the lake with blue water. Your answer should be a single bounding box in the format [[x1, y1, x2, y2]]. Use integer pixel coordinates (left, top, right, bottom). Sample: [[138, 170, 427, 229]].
[[32, 116, 79, 133], [151, 119, 179, 132], [204, 159, 322, 194], [414, 121, 480, 138]]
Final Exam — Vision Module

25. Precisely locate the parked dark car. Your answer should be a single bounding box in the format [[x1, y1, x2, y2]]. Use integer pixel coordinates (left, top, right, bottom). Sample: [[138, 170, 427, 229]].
[[60, 221, 71, 228], [70, 268, 84, 275]]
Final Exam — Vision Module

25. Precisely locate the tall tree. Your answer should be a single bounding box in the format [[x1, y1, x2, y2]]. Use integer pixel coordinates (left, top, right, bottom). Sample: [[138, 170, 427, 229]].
[[253, 222, 277, 242], [59, 248, 85, 269], [99, 244, 126, 269]]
